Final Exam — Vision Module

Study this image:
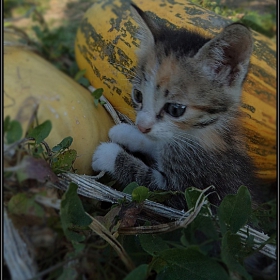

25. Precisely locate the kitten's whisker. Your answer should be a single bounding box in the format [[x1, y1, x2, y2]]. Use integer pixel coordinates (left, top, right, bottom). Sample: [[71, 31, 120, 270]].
[[171, 136, 204, 163], [171, 133, 206, 162]]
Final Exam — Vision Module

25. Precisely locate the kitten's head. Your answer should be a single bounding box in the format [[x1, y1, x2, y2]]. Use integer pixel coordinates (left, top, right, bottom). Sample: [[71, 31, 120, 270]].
[[130, 4, 253, 150]]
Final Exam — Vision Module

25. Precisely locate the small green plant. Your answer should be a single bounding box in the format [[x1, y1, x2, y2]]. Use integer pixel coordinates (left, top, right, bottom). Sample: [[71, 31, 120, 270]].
[[4, 116, 77, 175], [91, 88, 107, 107], [31, 22, 79, 77], [74, 69, 91, 87], [116, 185, 276, 280], [190, 0, 276, 38]]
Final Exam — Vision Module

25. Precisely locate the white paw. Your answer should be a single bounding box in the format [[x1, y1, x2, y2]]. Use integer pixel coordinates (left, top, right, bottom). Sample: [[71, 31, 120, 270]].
[[109, 123, 138, 145], [109, 123, 155, 154], [92, 142, 123, 173]]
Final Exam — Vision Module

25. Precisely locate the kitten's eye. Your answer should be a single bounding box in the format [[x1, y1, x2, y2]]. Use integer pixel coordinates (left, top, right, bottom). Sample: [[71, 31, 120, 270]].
[[164, 103, 186, 118], [133, 89, 143, 104]]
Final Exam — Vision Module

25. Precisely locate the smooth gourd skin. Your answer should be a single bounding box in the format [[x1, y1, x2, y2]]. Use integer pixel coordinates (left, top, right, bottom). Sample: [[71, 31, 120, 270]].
[[75, 0, 276, 182], [4, 32, 114, 175]]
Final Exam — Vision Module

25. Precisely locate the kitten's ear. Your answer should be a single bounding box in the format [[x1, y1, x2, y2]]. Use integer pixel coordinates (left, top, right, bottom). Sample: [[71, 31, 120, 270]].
[[130, 4, 159, 53], [194, 23, 254, 87]]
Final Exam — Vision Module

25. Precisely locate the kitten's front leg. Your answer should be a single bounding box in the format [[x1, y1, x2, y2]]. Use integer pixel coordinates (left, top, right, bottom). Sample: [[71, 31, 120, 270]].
[[92, 142, 123, 174], [109, 123, 156, 155], [92, 142, 165, 189]]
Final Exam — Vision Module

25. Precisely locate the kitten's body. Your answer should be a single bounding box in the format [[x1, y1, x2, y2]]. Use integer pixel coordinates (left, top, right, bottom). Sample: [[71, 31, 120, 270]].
[[92, 5, 261, 209]]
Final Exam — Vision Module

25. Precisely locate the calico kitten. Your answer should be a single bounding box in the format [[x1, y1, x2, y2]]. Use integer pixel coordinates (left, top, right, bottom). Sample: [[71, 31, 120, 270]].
[[92, 4, 261, 210]]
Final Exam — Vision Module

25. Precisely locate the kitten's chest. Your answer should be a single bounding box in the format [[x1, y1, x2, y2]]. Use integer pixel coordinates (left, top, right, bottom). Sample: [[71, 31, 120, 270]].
[[158, 142, 207, 173]]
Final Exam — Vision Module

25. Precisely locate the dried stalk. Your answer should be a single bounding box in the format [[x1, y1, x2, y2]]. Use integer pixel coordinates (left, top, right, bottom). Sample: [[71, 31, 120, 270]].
[[119, 186, 211, 234], [57, 172, 187, 220], [86, 213, 135, 271], [55, 172, 276, 260], [4, 208, 38, 280]]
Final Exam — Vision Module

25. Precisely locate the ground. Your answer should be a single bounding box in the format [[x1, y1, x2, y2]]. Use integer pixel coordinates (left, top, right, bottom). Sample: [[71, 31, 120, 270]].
[[6, 0, 276, 38]]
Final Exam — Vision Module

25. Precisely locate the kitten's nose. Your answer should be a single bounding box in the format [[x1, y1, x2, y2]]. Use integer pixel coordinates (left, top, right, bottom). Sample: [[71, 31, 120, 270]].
[[137, 124, 151, 134]]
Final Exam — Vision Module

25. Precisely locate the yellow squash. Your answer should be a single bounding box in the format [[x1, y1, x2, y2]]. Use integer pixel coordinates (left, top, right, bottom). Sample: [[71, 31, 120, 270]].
[[75, 0, 276, 182], [4, 31, 114, 175]]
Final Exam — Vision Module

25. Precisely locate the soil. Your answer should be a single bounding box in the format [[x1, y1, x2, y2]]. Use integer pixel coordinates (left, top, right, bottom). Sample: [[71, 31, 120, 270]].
[[220, 0, 276, 14]]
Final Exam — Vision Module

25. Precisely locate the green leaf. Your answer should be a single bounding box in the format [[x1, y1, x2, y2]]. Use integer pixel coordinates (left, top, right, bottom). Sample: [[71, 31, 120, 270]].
[[51, 149, 77, 174], [250, 199, 276, 234], [77, 76, 90, 87], [32, 25, 44, 39], [99, 100, 107, 105], [72, 241, 86, 253], [153, 248, 229, 280], [148, 190, 178, 204], [181, 213, 218, 250], [123, 264, 149, 280], [52, 136, 73, 152], [185, 187, 204, 209], [132, 186, 149, 203], [32, 144, 44, 156], [94, 98, 99, 107], [183, 187, 217, 248], [221, 231, 252, 280], [74, 69, 91, 87], [8, 193, 44, 217], [6, 120, 23, 144], [74, 69, 86, 81], [218, 185, 252, 234], [123, 182, 139, 195], [92, 87, 104, 107], [15, 155, 58, 183], [4, 115, 11, 133], [60, 182, 92, 242], [91, 88, 103, 99], [57, 266, 78, 280], [139, 234, 169, 256], [27, 120, 52, 144]]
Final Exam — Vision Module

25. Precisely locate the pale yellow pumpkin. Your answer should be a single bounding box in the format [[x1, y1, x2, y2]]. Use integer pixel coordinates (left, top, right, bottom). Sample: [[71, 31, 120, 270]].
[[4, 32, 114, 175]]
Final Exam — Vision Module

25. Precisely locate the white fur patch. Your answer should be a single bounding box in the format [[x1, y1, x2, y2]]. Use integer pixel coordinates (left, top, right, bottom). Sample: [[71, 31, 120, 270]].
[[92, 142, 123, 173], [152, 169, 167, 190], [109, 123, 156, 154]]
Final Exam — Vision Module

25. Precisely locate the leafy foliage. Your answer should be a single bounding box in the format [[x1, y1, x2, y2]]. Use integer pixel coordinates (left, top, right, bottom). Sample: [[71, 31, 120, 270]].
[[221, 232, 252, 280], [123, 264, 149, 280], [4, 116, 23, 144], [4, 117, 274, 279], [190, 0, 276, 38], [4, 115, 77, 174], [31, 23, 79, 77], [91, 88, 107, 107], [74, 69, 91, 88], [8, 192, 45, 217], [60, 183, 92, 242], [218, 185, 252, 234], [152, 248, 229, 280], [27, 120, 52, 144]]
